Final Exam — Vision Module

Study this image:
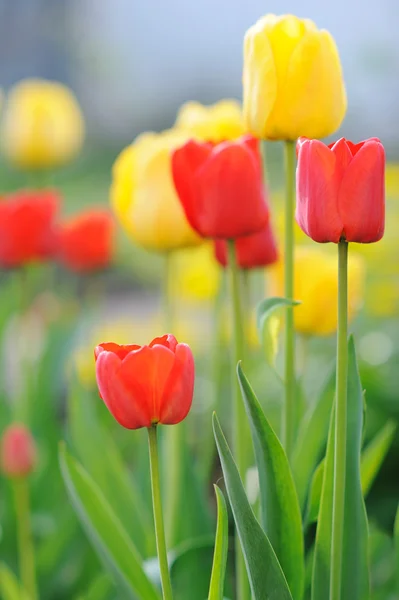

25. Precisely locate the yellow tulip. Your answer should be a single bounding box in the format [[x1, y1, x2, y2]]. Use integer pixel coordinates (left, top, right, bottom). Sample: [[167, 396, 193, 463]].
[[175, 99, 245, 142], [170, 243, 221, 302], [243, 14, 346, 140], [110, 129, 202, 251], [1, 78, 84, 169], [268, 246, 365, 336]]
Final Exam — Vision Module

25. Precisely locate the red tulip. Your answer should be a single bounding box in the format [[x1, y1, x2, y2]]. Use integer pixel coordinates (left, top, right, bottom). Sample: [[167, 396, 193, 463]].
[[56, 209, 114, 273], [94, 334, 194, 430], [0, 189, 59, 268], [214, 220, 278, 269], [1, 424, 37, 477], [296, 137, 385, 243], [172, 135, 269, 239]]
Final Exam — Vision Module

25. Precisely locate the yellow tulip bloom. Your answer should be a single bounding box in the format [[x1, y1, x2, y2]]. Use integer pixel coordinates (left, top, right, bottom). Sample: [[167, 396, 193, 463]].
[[170, 243, 221, 302], [1, 78, 84, 169], [268, 246, 365, 336], [175, 99, 245, 142], [110, 130, 202, 251], [243, 14, 346, 140]]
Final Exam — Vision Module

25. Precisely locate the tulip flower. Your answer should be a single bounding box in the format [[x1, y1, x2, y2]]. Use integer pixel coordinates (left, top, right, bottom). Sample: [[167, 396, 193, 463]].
[[171, 243, 221, 302], [110, 130, 202, 252], [296, 137, 385, 244], [172, 135, 269, 239], [175, 99, 245, 142], [214, 220, 278, 269], [268, 246, 365, 336], [0, 190, 59, 268], [1, 78, 84, 169], [1, 424, 37, 477], [56, 209, 114, 273], [243, 14, 346, 140], [94, 334, 194, 430]]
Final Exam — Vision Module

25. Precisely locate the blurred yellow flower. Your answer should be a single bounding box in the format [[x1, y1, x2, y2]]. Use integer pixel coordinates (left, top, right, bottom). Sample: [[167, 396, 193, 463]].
[[170, 243, 221, 302], [175, 99, 245, 142], [1, 78, 84, 169], [385, 163, 399, 199], [268, 246, 365, 336], [243, 14, 346, 140], [110, 130, 202, 251]]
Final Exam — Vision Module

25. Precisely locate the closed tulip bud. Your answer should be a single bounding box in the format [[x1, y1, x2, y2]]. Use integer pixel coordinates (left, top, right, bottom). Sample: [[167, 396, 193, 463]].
[[1, 78, 84, 169], [296, 137, 385, 244], [110, 130, 202, 252], [172, 135, 269, 239], [95, 334, 194, 429], [214, 220, 278, 270], [0, 189, 59, 268], [1, 424, 37, 477], [243, 14, 346, 140], [175, 99, 245, 142], [56, 209, 114, 273], [268, 246, 365, 336]]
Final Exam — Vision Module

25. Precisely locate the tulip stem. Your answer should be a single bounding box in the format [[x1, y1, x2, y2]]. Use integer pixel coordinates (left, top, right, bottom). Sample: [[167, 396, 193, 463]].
[[282, 140, 296, 461], [148, 425, 174, 600], [12, 477, 38, 600], [330, 239, 348, 600], [227, 239, 251, 600]]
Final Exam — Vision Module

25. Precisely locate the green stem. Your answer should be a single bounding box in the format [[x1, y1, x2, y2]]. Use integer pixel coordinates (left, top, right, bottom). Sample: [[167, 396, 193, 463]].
[[330, 240, 349, 600], [148, 425, 174, 600], [282, 140, 296, 460], [227, 239, 250, 600], [12, 478, 38, 600]]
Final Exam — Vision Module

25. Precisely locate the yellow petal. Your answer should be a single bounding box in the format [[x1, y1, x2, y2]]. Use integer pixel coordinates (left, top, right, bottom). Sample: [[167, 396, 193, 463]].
[[175, 99, 244, 142]]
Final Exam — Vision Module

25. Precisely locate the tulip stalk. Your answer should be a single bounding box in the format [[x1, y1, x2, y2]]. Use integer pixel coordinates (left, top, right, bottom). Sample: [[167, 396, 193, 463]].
[[227, 239, 251, 600], [12, 477, 38, 600], [148, 425, 174, 600], [282, 140, 296, 460], [330, 239, 348, 600]]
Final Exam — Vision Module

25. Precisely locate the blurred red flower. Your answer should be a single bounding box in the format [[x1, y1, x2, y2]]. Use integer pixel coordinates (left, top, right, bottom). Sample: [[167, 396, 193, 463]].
[[0, 189, 59, 268], [214, 220, 278, 269], [296, 137, 385, 243], [56, 209, 114, 273], [94, 334, 194, 430], [0, 424, 37, 477], [172, 135, 269, 239]]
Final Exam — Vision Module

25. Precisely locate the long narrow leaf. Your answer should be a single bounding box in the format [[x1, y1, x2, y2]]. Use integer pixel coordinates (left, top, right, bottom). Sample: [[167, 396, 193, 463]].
[[395, 504, 399, 596], [361, 420, 396, 496], [59, 443, 161, 600], [213, 413, 292, 600], [256, 297, 299, 366], [208, 486, 229, 600], [0, 564, 29, 600], [238, 363, 304, 600]]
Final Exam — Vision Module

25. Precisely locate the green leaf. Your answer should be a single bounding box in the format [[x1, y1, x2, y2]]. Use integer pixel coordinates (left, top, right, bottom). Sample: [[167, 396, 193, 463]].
[[292, 368, 335, 511], [395, 504, 399, 596], [59, 443, 161, 600], [361, 420, 396, 496], [85, 573, 114, 600], [208, 486, 229, 600], [237, 364, 304, 600], [256, 297, 299, 366], [312, 336, 369, 600], [212, 413, 292, 600], [305, 461, 325, 526], [0, 563, 29, 600]]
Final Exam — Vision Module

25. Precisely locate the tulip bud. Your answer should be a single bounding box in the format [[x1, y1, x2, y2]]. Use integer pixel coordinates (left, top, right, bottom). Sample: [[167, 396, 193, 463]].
[[175, 99, 245, 142], [1, 424, 37, 477]]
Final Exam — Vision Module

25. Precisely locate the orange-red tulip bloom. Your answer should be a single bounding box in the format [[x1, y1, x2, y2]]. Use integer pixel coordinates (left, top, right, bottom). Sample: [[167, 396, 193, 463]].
[[214, 220, 278, 269], [57, 209, 114, 273], [296, 137, 385, 243], [94, 334, 194, 430], [1, 424, 37, 477], [0, 189, 59, 268], [172, 135, 269, 239]]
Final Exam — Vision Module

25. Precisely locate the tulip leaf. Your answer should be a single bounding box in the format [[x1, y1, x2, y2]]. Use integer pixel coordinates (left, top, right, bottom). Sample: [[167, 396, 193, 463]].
[[395, 504, 399, 595], [361, 420, 396, 496], [208, 485, 229, 600], [312, 336, 369, 600], [212, 413, 293, 600], [237, 363, 304, 600], [0, 563, 29, 600], [59, 443, 161, 600], [292, 367, 335, 511], [256, 297, 299, 366], [305, 460, 325, 526]]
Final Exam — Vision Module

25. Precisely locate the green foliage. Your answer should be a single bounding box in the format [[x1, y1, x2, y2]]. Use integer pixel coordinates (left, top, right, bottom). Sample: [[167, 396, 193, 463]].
[[208, 486, 229, 600]]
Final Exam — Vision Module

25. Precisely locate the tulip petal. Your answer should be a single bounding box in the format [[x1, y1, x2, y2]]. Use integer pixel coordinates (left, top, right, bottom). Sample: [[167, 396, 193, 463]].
[[338, 140, 385, 242], [296, 139, 343, 243], [160, 344, 194, 424]]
